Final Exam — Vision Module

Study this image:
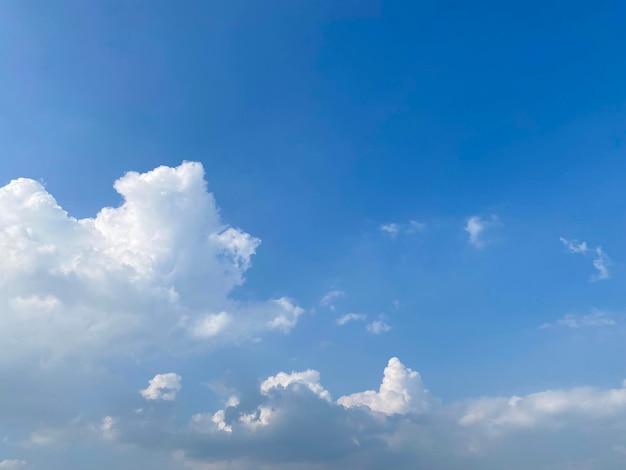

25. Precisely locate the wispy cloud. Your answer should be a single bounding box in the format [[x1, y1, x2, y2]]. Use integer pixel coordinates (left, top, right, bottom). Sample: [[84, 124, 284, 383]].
[[592, 247, 611, 281], [320, 290, 346, 311], [559, 237, 588, 254], [540, 309, 616, 329], [560, 237, 611, 281], [336, 313, 367, 326], [465, 215, 497, 249], [379, 220, 425, 238]]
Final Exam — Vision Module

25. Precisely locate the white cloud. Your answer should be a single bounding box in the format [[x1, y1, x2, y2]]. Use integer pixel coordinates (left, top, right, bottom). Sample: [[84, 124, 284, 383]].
[[559, 237, 611, 282], [592, 247, 611, 281], [139, 373, 182, 401], [338, 357, 429, 415], [379, 220, 425, 238], [0, 162, 304, 362], [465, 215, 495, 249], [366, 320, 392, 334], [459, 380, 626, 431], [0, 461, 26, 469], [260, 369, 331, 401], [192, 312, 233, 338], [379, 223, 400, 237], [336, 313, 367, 326], [320, 290, 345, 310], [541, 310, 617, 329], [559, 237, 588, 254]]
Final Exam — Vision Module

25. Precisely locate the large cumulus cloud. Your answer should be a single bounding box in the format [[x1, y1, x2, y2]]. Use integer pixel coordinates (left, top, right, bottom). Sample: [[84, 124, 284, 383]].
[[0, 162, 303, 362]]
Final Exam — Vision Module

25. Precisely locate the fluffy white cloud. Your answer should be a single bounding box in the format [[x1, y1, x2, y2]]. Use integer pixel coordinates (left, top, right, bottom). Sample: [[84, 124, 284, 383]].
[[140, 373, 182, 401], [338, 357, 429, 415], [336, 313, 366, 326], [366, 320, 392, 334], [465, 215, 495, 249], [0, 162, 304, 361], [260, 370, 331, 402]]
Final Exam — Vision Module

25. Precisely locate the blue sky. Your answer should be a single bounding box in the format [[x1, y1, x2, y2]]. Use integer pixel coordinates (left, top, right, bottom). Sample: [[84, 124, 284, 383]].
[[2, 1, 626, 469]]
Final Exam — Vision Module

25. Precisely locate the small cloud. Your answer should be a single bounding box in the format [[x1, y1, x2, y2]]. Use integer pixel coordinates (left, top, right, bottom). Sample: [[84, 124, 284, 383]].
[[336, 313, 367, 326], [560, 237, 611, 282], [465, 215, 497, 249], [541, 310, 616, 329], [0, 460, 27, 469], [592, 247, 611, 281], [140, 373, 182, 401], [379, 223, 400, 237], [366, 320, 392, 334], [392, 300, 400, 310], [379, 220, 425, 238], [560, 237, 588, 254], [320, 290, 346, 311]]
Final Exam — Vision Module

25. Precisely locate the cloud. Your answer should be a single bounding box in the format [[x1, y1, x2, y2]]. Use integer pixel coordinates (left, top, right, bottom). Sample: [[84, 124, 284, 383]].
[[140, 373, 182, 401], [50, 357, 626, 470], [592, 247, 611, 281], [336, 313, 367, 326], [559, 237, 588, 254], [379, 223, 400, 237], [0, 461, 27, 469], [540, 310, 616, 329], [366, 320, 392, 334], [379, 220, 425, 238], [559, 238, 611, 281], [338, 357, 430, 415], [459, 380, 626, 431], [464, 215, 497, 249], [320, 290, 346, 310], [0, 162, 304, 362], [260, 370, 332, 402]]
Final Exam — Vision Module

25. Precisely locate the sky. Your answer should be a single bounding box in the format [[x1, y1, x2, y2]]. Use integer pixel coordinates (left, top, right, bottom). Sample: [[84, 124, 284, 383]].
[[1, 1, 626, 469]]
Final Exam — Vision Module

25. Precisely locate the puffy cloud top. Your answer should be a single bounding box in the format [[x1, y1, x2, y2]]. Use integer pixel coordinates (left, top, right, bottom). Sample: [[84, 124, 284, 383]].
[[338, 357, 429, 415], [0, 162, 304, 361], [140, 373, 182, 401]]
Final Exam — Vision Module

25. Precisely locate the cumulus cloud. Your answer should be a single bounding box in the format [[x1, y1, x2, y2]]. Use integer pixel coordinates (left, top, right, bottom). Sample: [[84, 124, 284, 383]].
[[560, 237, 611, 281], [68, 357, 626, 470], [336, 313, 367, 326], [465, 215, 496, 249], [366, 320, 392, 334], [338, 357, 429, 415], [140, 373, 182, 401], [260, 370, 331, 402], [0, 162, 304, 362]]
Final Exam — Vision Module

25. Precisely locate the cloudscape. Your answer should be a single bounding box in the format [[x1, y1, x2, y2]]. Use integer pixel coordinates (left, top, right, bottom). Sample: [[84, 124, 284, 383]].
[[2, 2, 626, 469]]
